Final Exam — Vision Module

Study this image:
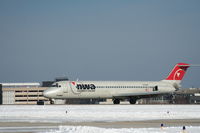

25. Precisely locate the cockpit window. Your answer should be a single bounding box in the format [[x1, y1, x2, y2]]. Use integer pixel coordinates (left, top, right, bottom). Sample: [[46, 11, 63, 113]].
[[52, 83, 61, 87]]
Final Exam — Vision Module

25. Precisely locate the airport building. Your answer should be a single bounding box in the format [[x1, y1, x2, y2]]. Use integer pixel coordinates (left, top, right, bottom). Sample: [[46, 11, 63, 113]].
[[0, 77, 69, 105], [0, 83, 50, 104], [137, 88, 200, 104]]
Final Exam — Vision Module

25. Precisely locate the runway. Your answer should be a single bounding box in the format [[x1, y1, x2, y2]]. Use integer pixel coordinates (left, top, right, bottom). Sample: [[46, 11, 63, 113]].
[[0, 105, 200, 133]]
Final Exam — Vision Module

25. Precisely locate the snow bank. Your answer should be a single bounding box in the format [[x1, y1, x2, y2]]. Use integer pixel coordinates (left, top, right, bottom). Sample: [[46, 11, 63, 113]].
[[41, 126, 200, 133]]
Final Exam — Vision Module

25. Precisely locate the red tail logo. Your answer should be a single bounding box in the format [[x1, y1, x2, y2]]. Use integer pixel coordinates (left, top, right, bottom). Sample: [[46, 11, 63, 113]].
[[71, 82, 76, 85], [165, 63, 190, 80]]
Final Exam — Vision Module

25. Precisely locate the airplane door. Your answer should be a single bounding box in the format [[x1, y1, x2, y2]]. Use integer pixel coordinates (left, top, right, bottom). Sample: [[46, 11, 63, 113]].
[[63, 83, 68, 93], [69, 81, 81, 94], [153, 86, 158, 91]]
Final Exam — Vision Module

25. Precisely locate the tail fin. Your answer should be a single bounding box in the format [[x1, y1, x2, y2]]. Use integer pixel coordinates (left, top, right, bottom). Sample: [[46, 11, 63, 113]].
[[165, 63, 190, 81], [162, 63, 190, 89]]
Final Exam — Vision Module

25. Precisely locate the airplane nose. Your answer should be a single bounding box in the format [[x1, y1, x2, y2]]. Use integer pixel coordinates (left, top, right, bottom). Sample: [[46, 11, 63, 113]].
[[43, 88, 56, 98], [43, 89, 50, 98]]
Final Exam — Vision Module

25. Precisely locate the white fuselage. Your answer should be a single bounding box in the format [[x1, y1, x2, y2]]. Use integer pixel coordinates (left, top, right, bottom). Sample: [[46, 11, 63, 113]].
[[43, 80, 176, 99]]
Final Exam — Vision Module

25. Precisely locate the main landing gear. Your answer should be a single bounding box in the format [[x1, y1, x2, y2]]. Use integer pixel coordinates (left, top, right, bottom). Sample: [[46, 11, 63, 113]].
[[129, 98, 137, 104], [113, 99, 120, 104], [113, 98, 137, 104]]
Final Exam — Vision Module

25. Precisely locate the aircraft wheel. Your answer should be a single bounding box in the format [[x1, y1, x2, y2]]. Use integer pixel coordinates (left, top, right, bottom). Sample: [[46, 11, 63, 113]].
[[113, 99, 120, 104], [50, 99, 55, 104], [129, 98, 137, 104]]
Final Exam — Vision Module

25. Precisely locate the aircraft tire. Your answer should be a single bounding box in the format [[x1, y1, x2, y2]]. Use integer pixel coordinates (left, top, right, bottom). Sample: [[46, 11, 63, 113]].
[[113, 99, 120, 104], [50, 99, 54, 104], [129, 98, 137, 104]]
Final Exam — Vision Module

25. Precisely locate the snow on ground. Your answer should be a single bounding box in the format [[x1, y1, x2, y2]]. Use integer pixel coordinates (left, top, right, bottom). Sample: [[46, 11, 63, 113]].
[[0, 105, 200, 123], [40, 126, 200, 133], [1, 126, 200, 133]]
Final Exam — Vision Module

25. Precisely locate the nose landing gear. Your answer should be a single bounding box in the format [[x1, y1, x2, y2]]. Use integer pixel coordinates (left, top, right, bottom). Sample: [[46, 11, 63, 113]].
[[49, 99, 55, 104]]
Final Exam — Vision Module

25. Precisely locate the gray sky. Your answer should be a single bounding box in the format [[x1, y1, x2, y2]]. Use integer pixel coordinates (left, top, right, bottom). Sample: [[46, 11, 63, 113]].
[[0, 0, 200, 88]]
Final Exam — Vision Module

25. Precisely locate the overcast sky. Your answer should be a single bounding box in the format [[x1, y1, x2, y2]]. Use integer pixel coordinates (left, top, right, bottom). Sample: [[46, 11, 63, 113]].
[[0, 0, 200, 88]]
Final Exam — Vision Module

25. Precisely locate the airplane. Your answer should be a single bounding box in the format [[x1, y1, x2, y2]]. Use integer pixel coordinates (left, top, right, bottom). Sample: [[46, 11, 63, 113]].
[[43, 63, 195, 104]]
